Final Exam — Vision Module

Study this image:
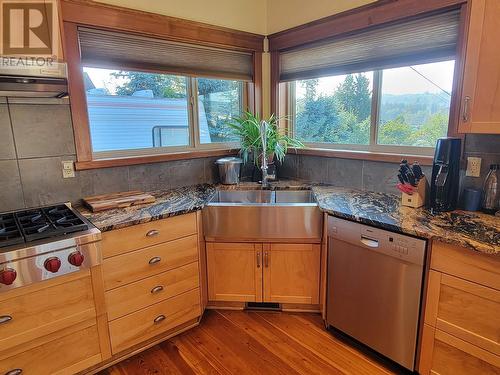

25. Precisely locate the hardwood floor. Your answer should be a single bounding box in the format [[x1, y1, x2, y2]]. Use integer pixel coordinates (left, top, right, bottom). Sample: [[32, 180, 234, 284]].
[[99, 309, 398, 375]]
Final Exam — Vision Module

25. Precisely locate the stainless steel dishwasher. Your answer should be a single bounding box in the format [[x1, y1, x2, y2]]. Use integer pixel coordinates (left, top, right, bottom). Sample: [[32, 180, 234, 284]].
[[326, 216, 426, 371]]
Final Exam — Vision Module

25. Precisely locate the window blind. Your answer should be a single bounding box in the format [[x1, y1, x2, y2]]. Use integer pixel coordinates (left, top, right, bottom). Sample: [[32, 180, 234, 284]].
[[279, 10, 460, 82], [78, 27, 254, 81]]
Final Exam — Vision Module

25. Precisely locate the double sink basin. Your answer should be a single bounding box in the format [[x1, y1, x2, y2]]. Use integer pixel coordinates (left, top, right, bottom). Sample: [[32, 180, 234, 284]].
[[202, 189, 323, 241]]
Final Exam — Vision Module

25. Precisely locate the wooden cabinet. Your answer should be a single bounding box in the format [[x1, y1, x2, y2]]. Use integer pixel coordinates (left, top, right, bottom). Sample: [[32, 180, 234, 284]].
[[0, 271, 101, 375], [102, 213, 203, 357], [459, 0, 500, 134], [101, 212, 197, 258], [206, 242, 320, 305], [102, 234, 199, 290], [419, 241, 500, 374], [108, 288, 201, 353], [206, 242, 263, 302], [263, 243, 320, 304]]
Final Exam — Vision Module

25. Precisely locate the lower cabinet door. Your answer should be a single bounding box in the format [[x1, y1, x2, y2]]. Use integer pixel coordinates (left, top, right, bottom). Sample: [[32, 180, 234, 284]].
[[263, 243, 320, 304], [0, 322, 101, 375], [206, 242, 263, 302]]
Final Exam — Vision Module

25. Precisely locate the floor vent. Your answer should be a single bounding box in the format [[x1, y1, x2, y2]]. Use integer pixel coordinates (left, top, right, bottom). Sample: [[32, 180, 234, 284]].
[[245, 302, 281, 311]]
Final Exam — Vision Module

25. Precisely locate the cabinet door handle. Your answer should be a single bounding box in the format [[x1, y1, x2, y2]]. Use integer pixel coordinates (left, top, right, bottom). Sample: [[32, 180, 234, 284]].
[[154, 314, 166, 324], [256, 251, 261, 268], [151, 285, 164, 294], [462, 96, 471, 122], [146, 229, 160, 237], [0, 315, 12, 325], [264, 251, 269, 268], [5, 369, 23, 375], [149, 256, 161, 265]]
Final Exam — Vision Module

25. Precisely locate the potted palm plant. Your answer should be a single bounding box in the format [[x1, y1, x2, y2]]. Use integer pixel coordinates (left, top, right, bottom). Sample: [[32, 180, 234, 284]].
[[227, 111, 304, 168]]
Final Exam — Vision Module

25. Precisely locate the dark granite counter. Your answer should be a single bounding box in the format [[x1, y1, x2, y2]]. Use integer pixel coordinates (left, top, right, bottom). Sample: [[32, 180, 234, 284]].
[[77, 180, 499, 255], [312, 186, 499, 255], [78, 184, 216, 232]]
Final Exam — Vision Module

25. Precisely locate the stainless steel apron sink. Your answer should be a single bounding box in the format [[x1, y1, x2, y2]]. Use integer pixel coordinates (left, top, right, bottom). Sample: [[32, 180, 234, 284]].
[[202, 190, 323, 241]]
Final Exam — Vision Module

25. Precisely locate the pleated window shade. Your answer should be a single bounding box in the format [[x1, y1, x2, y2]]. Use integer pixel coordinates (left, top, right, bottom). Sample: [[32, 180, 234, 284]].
[[280, 10, 460, 82], [78, 27, 254, 81]]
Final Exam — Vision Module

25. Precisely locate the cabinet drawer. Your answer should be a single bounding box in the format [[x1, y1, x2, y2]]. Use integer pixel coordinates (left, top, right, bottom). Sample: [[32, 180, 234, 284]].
[[0, 323, 101, 375], [436, 273, 500, 355], [103, 234, 198, 290], [102, 213, 197, 258], [109, 288, 201, 354], [106, 261, 200, 320], [0, 272, 96, 352], [431, 329, 500, 375]]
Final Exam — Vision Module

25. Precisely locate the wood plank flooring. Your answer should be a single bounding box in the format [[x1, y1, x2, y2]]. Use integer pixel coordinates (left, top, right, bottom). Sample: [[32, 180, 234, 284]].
[[99, 310, 399, 375]]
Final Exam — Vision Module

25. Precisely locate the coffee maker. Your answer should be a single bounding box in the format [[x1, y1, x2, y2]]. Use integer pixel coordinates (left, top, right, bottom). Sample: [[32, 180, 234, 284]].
[[430, 137, 462, 212]]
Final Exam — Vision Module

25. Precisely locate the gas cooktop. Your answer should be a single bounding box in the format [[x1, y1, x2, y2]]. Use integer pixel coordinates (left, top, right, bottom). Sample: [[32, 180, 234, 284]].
[[0, 204, 90, 249]]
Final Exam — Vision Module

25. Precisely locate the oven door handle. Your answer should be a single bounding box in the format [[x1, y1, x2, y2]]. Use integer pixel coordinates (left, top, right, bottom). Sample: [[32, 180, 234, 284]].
[[360, 236, 379, 248]]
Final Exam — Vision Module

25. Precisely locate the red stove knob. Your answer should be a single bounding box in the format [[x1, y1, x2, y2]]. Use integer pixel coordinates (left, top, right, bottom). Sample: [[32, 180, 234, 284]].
[[44, 257, 61, 273], [0, 268, 17, 285], [68, 251, 85, 267]]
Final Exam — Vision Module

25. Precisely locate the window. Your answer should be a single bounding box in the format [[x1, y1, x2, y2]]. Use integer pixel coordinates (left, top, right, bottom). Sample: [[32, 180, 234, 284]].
[[83, 67, 244, 158], [197, 78, 243, 144], [295, 72, 373, 146], [291, 60, 455, 154]]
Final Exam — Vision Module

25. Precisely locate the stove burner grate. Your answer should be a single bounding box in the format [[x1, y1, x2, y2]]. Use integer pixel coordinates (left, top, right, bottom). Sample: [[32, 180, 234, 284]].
[[0, 213, 24, 248], [0, 204, 89, 247]]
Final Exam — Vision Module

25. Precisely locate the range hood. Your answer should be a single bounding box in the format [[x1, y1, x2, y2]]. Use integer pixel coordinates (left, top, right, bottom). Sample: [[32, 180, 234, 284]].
[[0, 62, 68, 98]]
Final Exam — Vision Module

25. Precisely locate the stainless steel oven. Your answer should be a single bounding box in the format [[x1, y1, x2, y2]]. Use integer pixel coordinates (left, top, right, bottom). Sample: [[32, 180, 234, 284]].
[[326, 216, 426, 371]]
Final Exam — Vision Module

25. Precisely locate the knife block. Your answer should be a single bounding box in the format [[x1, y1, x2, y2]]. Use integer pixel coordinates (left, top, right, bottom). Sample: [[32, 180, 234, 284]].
[[401, 176, 427, 208]]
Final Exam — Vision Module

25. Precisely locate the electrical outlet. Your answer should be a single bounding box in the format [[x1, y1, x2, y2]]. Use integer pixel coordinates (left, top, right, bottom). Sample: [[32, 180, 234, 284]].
[[62, 160, 75, 178], [466, 157, 482, 177]]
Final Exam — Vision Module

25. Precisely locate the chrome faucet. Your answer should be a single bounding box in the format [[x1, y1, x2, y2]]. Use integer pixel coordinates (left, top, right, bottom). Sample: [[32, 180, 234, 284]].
[[260, 120, 270, 188]]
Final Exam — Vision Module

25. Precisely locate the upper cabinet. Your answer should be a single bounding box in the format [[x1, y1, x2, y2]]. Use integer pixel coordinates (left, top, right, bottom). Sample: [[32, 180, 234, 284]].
[[459, 0, 500, 134]]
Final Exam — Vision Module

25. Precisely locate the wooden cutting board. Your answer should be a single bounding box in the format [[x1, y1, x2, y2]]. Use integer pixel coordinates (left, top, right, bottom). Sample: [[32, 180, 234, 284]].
[[83, 191, 156, 212]]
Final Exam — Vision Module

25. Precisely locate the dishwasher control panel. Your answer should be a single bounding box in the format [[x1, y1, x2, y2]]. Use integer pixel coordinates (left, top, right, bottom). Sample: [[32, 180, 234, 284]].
[[327, 216, 426, 266]]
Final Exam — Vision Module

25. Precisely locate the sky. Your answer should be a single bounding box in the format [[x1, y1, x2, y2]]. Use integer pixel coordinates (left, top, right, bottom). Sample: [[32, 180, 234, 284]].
[[296, 60, 456, 99]]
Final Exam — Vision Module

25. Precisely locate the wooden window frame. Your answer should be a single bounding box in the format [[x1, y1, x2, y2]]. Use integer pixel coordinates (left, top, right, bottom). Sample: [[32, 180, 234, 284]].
[[60, 0, 264, 170], [269, 0, 469, 166]]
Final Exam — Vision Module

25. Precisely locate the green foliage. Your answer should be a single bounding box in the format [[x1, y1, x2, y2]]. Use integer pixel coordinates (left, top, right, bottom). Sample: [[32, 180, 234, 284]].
[[227, 111, 304, 165], [296, 73, 371, 144], [111, 71, 187, 98], [296, 72, 449, 148]]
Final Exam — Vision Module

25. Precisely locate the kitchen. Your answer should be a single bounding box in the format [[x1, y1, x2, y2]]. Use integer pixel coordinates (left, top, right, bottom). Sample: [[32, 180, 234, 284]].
[[0, 0, 499, 374]]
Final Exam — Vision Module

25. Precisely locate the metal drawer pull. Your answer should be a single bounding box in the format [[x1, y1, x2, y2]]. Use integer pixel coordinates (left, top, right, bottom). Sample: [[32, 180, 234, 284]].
[[462, 96, 471, 122], [5, 369, 23, 375], [0, 315, 12, 325], [149, 256, 161, 265], [151, 285, 164, 294], [256, 251, 261, 268], [146, 229, 160, 237], [264, 251, 269, 268], [154, 315, 166, 324]]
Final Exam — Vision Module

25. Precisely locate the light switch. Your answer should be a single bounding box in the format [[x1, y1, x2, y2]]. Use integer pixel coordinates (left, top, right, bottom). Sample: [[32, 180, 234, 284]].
[[62, 160, 75, 178]]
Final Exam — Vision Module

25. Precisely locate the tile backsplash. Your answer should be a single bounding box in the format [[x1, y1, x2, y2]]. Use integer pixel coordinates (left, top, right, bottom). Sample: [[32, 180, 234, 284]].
[[1, 97, 499, 212], [0, 98, 221, 212]]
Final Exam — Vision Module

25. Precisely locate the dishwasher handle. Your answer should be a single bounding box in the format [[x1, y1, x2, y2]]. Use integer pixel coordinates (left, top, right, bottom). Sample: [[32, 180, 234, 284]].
[[360, 235, 379, 248]]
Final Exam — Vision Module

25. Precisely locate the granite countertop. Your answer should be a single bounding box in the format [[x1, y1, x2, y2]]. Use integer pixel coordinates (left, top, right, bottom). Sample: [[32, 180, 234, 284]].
[[312, 186, 499, 255], [78, 184, 216, 232], [78, 180, 499, 255]]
